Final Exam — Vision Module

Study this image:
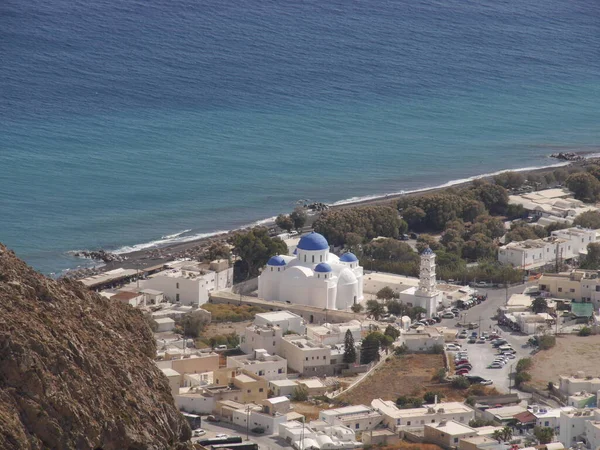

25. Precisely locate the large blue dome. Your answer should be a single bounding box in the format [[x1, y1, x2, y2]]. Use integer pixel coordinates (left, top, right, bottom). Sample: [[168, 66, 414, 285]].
[[314, 262, 332, 273], [340, 252, 358, 262], [297, 232, 329, 251], [267, 255, 287, 266]]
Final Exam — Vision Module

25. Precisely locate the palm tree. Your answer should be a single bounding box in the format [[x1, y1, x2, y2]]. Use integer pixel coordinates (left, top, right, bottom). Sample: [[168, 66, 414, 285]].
[[501, 426, 513, 442], [492, 430, 502, 443]]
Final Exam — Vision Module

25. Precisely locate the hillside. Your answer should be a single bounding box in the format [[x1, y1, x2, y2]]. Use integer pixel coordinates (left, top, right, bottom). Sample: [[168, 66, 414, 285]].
[[0, 244, 193, 450]]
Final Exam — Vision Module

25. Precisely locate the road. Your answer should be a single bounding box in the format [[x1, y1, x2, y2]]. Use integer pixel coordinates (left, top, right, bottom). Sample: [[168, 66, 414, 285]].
[[194, 418, 292, 450], [440, 283, 536, 394]]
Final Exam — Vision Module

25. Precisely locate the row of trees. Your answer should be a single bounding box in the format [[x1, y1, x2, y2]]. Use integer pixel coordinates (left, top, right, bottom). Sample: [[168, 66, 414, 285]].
[[275, 207, 308, 232], [313, 205, 406, 247], [359, 326, 400, 364]]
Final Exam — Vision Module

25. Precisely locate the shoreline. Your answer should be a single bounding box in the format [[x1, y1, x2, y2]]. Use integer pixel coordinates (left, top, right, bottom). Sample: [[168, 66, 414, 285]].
[[61, 157, 594, 279]]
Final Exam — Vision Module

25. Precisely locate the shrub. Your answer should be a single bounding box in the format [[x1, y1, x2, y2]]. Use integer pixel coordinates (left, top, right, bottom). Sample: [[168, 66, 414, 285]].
[[291, 385, 309, 402], [469, 418, 496, 428], [516, 358, 533, 373], [514, 371, 532, 387], [394, 344, 409, 355], [423, 391, 444, 404], [579, 326, 592, 337], [452, 376, 470, 390], [430, 344, 444, 355], [538, 335, 556, 350], [251, 426, 265, 434], [432, 367, 447, 382]]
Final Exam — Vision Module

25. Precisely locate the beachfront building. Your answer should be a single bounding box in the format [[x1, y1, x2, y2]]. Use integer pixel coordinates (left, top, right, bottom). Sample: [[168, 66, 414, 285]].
[[258, 232, 364, 310], [140, 259, 233, 306], [498, 227, 597, 270]]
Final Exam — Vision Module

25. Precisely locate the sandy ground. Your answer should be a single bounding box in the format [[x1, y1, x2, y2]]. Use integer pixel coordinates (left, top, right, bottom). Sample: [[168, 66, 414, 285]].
[[202, 321, 251, 339], [529, 335, 600, 389]]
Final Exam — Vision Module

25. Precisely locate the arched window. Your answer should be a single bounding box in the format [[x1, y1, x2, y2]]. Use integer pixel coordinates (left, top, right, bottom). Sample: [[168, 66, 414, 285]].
[[270, 267, 273, 272], [320, 255, 323, 262], [312, 255, 315, 263], [304, 255, 306, 262]]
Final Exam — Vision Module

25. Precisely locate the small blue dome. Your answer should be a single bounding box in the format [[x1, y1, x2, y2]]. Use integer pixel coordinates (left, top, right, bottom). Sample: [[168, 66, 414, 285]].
[[267, 255, 287, 266], [297, 232, 329, 251], [340, 252, 358, 263], [314, 262, 332, 273], [421, 247, 435, 256]]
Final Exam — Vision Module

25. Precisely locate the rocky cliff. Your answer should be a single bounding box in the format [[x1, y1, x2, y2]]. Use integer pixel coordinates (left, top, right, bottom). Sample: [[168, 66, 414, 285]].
[[0, 244, 193, 450]]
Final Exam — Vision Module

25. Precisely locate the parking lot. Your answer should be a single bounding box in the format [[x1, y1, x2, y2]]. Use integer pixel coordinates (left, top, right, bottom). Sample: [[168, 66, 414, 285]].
[[193, 418, 292, 450], [440, 283, 535, 393]]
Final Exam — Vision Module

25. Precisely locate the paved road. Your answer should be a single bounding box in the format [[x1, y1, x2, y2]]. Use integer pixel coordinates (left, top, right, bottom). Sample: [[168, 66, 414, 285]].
[[194, 419, 292, 450], [441, 283, 536, 394]]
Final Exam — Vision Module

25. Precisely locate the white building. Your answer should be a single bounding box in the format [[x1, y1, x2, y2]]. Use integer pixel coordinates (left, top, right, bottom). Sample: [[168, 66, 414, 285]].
[[269, 379, 299, 398], [397, 328, 445, 353], [278, 420, 361, 450], [399, 248, 443, 318], [280, 336, 332, 377], [155, 317, 175, 332], [231, 397, 291, 435], [161, 368, 181, 399], [319, 405, 384, 431], [498, 227, 597, 270], [226, 349, 287, 381], [371, 399, 474, 432], [529, 405, 575, 434], [258, 232, 364, 310], [240, 324, 284, 356], [306, 321, 362, 346], [559, 408, 600, 447], [254, 310, 306, 335], [559, 373, 600, 396], [424, 420, 478, 449], [508, 189, 595, 224], [141, 259, 233, 306]]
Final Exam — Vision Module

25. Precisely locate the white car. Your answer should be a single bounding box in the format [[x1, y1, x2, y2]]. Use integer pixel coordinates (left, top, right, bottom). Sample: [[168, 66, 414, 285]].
[[505, 353, 516, 359], [442, 312, 455, 319], [215, 434, 229, 439], [480, 380, 494, 385], [193, 429, 206, 437], [446, 344, 461, 351]]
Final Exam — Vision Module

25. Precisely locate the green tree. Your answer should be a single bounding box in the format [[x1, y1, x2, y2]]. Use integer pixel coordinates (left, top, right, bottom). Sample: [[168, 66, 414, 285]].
[[531, 297, 548, 313], [501, 426, 513, 442], [494, 171, 526, 189], [516, 358, 533, 373], [473, 183, 509, 215], [350, 303, 364, 314], [533, 426, 554, 444], [566, 172, 600, 202], [178, 311, 211, 338], [581, 242, 600, 269], [343, 329, 357, 364], [452, 376, 470, 389], [506, 203, 526, 220], [292, 385, 309, 401], [416, 234, 442, 253], [384, 324, 400, 340], [386, 299, 407, 316], [361, 332, 383, 364], [402, 206, 427, 230], [492, 430, 503, 443], [408, 306, 427, 321], [344, 232, 363, 252], [538, 335, 556, 350], [379, 334, 394, 353], [574, 210, 600, 229], [363, 239, 419, 263], [553, 168, 568, 182], [423, 391, 444, 404], [579, 326, 592, 337], [543, 172, 556, 185], [462, 234, 497, 261], [206, 241, 231, 261], [469, 419, 496, 428], [514, 371, 532, 387], [366, 300, 386, 321], [290, 207, 308, 231], [230, 227, 288, 277], [376, 286, 397, 302], [275, 214, 294, 232]]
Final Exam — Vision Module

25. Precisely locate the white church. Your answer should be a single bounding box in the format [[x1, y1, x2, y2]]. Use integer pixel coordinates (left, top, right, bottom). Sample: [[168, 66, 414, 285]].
[[399, 247, 443, 317], [257, 232, 364, 310]]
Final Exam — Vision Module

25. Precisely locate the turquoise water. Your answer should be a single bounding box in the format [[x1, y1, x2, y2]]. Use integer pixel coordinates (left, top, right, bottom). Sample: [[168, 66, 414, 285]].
[[1, 0, 599, 273]]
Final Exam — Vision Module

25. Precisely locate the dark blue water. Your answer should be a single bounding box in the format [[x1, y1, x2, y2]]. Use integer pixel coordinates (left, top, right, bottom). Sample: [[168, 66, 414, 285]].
[[1, 0, 600, 273]]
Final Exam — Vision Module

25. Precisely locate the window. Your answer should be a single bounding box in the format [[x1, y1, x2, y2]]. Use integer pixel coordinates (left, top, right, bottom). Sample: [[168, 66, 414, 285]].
[[273, 341, 276, 346], [545, 421, 549, 426], [270, 267, 273, 272], [355, 424, 359, 429], [454, 438, 459, 444], [304, 255, 306, 262], [306, 357, 308, 361], [312, 255, 315, 263], [558, 288, 563, 292], [320, 255, 323, 262], [176, 293, 180, 302], [259, 388, 264, 392], [247, 390, 251, 393], [407, 421, 411, 426], [278, 368, 283, 373], [176, 282, 179, 289], [570, 288, 575, 293], [258, 370, 264, 376]]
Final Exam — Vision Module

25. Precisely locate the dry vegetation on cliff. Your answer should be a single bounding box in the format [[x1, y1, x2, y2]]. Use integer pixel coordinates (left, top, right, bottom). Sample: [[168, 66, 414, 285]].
[[0, 244, 193, 450]]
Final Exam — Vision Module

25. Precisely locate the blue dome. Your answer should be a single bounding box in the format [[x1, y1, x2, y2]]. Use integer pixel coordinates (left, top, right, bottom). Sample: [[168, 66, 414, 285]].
[[314, 262, 332, 273], [421, 247, 435, 256], [267, 255, 287, 266], [297, 232, 329, 251], [340, 252, 358, 263]]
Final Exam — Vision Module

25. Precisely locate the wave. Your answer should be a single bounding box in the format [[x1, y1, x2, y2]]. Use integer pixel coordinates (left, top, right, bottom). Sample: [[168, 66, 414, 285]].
[[111, 229, 230, 254], [331, 161, 571, 206], [161, 229, 192, 239]]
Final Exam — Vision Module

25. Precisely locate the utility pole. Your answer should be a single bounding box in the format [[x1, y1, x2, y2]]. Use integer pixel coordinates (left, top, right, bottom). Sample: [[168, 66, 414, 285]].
[[246, 405, 251, 441], [509, 363, 514, 394]]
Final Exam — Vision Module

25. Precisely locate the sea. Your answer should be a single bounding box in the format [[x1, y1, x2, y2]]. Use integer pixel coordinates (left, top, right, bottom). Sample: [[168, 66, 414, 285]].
[[1, 0, 600, 274]]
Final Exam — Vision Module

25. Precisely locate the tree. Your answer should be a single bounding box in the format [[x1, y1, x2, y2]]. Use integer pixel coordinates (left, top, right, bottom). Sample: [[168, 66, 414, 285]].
[[343, 329, 357, 364], [408, 306, 427, 321], [350, 303, 364, 314], [206, 241, 231, 261], [384, 324, 400, 340], [553, 168, 568, 182], [469, 419, 496, 428], [565, 172, 600, 202], [423, 391, 444, 404], [533, 426, 554, 444], [402, 206, 426, 230], [473, 183, 509, 215], [451, 376, 470, 389], [494, 171, 526, 189], [514, 371, 531, 387], [506, 203, 526, 220], [178, 311, 211, 338], [291, 385, 309, 401], [516, 358, 533, 373], [581, 242, 600, 269], [290, 207, 308, 231], [360, 332, 383, 364], [377, 286, 397, 302], [344, 232, 363, 252], [531, 297, 548, 313], [501, 426, 513, 442], [379, 335, 394, 353], [574, 210, 600, 229], [366, 300, 386, 321], [275, 214, 294, 232], [579, 326, 592, 336], [462, 200, 487, 223], [230, 227, 288, 277], [387, 299, 408, 316], [538, 335, 556, 350], [492, 430, 503, 443], [416, 234, 442, 253]]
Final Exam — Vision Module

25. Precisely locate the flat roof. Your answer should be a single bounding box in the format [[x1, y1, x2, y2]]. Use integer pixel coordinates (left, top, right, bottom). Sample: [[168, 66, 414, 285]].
[[298, 378, 325, 388], [269, 379, 298, 387], [140, 288, 163, 295], [267, 396, 290, 404], [161, 368, 180, 377], [427, 420, 475, 435], [80, 268, 138, 287], [320, 405, 371, 416], [235, 374, 256, 383], [155, 317, 175, 324], [256, 310, 302, 321], [111, 290, 141, 301]]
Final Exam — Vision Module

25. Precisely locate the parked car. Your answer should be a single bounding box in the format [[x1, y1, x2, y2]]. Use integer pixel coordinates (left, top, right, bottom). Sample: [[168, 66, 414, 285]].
[[442, 312, 455, 319], [455, 368, 470, 375], [477, 338, 486, 344], [492, 340, 508, 347], [206, 415, 221, 423], [487, 362, 502, 369], [455, 360, 470, 366], [505, 353, 516, 359], [446, 344, 461, 351], [480, 380, 494, 385], [400, 234, 410, 241], [456, 364, 473, 371], [432, 316, 442, 323], [457, 331, 468, 339], [451, 308, 460, 315], [215, 434, 229, 439], [410, 232, 419, 239], [468, 337, 477, 344], [193, 429, 206, 437]]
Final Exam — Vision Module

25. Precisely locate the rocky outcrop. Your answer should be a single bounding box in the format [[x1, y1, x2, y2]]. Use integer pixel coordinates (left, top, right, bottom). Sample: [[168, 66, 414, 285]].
[[0, 244, 193, 450], [550, 152, 585, 161]]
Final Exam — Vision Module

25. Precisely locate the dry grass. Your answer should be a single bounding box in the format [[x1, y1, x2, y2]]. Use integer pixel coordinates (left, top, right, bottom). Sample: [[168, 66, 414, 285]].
[[529, 335, 600, 390], [202, 320, 251, 339], [291, 402, 321, 421]]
